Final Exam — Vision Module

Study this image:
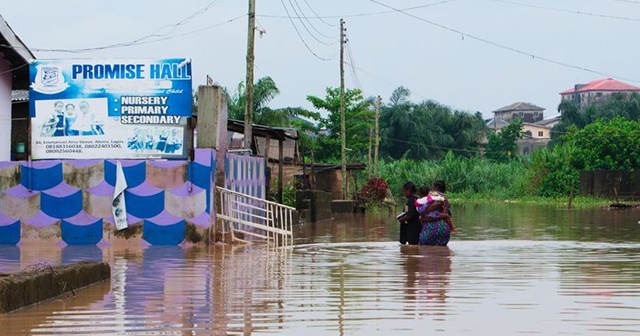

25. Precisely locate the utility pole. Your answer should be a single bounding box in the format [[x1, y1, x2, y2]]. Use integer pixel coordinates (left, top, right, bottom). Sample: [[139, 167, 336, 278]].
[[340, 18, 347, 199], [367, 128, 373, 178], [374, 95, 381, 178], [244, 0, 256, 153]]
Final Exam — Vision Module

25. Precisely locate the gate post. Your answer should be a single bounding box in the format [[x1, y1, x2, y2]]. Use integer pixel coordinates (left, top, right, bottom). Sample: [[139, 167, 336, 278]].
[[197, 85, 229, 243]]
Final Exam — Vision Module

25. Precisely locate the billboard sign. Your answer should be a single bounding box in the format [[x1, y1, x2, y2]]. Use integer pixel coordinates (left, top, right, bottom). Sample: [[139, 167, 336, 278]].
[[29, 58, 192, 159]]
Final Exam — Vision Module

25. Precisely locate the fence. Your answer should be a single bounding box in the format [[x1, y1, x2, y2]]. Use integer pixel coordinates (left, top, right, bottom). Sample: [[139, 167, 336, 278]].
[[580, 169, 640, 198], [216, 186, 294, 247]]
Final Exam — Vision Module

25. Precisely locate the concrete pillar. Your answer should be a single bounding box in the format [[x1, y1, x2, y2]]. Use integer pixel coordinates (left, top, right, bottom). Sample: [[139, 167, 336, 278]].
[[0, 57, 12, 161], [196, 86, 228, 186], [196, 86, 229, 243]]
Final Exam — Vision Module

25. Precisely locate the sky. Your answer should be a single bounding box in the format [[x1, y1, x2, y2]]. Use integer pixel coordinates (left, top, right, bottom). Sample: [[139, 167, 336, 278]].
[[2, 0, 640, 119]]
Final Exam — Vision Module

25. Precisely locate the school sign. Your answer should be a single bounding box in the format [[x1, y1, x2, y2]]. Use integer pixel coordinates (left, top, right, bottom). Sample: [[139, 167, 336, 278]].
[[29, 58, 192, 159]]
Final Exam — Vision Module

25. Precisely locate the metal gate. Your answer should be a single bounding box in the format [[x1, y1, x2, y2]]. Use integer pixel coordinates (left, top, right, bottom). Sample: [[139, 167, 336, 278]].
[[216, 186, 294, 247]]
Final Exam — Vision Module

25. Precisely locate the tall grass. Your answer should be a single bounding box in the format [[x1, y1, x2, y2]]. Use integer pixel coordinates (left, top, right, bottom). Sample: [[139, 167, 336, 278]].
[[377, 152, 529, 199]]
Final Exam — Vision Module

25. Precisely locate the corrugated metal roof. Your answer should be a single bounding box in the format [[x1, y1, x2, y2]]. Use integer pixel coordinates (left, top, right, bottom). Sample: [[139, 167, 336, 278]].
[[493, 102, 545, 113], [560, 78, 640, 94], [11, 89, 28, 102]]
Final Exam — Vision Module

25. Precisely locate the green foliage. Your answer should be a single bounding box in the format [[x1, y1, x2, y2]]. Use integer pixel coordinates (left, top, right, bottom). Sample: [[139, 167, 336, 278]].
[[379, 87, 487, 160], [269, 180, 296, 207], [226, 76, 319, 127], [565, 117, 640, 171], [552, 92, 640, 145], [528, 118, 640, 197], [527, 145, 579, 197], [485, 119, 524, 162], [306, 87, 373, 161], [379, 152, 528, 200]]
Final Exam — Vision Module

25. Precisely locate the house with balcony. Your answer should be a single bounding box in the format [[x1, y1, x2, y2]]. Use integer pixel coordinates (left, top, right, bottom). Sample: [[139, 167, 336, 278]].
[[560, 78, 640, 108], [486, 102, 556, 155]]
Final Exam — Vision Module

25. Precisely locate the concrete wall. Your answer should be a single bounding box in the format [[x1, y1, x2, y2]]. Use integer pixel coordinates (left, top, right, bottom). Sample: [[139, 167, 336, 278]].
[[0, 58, 11, 161], [580, 169, 640, 198], [0, 149, 218, 246]]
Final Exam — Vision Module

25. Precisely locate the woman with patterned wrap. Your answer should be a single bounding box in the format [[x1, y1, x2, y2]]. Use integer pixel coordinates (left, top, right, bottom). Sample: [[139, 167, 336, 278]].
[[418, 180, 453, 246]]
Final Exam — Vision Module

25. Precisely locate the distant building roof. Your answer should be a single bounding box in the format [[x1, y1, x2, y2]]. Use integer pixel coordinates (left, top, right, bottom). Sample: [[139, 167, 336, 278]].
[[11, 89, 28, 102], [534, 115, 561, 126], [560, 78, 640, 95], [493, 102, 545, 113], [486, 118, 509, 129]]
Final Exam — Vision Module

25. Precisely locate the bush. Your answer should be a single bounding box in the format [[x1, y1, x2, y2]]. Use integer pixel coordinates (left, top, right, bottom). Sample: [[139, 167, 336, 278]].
[[527, 146, 579, 197], [360, 177, 389, 204]]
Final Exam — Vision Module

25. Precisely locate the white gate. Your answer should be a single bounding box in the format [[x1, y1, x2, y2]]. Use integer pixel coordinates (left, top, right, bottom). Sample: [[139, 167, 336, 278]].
[[216, 186, 294, 247]]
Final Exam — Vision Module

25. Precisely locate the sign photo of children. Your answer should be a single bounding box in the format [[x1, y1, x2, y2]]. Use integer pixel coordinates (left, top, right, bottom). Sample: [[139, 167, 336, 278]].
[[35, 98, 108, 137]]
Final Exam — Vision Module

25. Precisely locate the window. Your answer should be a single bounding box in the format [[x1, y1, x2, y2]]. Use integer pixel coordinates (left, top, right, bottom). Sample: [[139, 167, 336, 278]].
[[525, 130, 532, 137], [538, 131, 544, 137]]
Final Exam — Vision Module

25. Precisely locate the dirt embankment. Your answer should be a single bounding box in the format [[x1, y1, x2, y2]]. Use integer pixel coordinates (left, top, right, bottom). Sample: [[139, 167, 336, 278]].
[[0, 261, 110, 314]]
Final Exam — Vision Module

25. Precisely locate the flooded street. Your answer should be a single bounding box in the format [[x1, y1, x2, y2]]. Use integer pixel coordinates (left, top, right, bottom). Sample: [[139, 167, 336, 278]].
[[1, 203, 640, 335]]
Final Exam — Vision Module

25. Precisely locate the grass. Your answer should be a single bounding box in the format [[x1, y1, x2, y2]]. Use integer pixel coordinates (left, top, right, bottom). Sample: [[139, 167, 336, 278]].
[[367, 155, 633, 209], [447, 193, 616, 208]]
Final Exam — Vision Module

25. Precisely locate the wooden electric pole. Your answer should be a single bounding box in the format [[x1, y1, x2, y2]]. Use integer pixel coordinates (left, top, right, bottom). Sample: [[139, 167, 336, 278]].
[[374, 95, 381, 177], [367, 128, 373, 178], [244, 0, 256, 152], [340, 18, 347, 199]]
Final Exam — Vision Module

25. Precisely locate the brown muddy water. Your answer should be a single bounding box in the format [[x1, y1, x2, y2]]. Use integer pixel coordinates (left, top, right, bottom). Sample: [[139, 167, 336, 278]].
[[1, 203, 639, 335]]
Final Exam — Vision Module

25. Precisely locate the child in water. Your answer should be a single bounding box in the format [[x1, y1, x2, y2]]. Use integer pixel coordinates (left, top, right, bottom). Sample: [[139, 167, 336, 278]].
[[415, 185, 456, 233]]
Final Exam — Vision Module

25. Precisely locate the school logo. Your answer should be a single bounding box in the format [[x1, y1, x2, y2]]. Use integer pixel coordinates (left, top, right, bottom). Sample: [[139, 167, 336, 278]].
[[42, 67, 58, 87], [30, 63, 69, 94]]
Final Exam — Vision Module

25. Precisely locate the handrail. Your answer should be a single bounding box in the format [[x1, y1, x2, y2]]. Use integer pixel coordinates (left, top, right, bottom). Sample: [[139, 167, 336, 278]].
[[218, 187, 297, 211], [216, 186, 294, 247]]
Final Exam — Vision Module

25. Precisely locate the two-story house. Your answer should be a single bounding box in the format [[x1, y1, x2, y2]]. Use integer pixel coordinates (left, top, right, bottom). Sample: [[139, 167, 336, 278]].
[[486, 102, 555, 155], [560, 78, 640, 108]]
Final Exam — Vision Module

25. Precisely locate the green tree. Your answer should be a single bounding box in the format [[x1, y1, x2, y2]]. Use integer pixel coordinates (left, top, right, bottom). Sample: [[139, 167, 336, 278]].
[[378, 87, 487, 160], [552, 92, 640, 145], [527, 144, 579, 197], [306, 87, 372, 162], [226, 76, 279, 124], [565, 117, 640, 171], [226, 76, 320, 128], [486, 119, 524, 161]]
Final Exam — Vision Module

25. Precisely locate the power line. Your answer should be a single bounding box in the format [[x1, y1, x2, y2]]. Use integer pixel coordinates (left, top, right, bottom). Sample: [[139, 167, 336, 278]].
[[260, 0, 457, 19], [301, 0, 337, 27], [345, 30, 363, 90], [369, 0, 640, 85], [0, 63, 27, 76], [381, 136, 489, 156], [2, 14, 246, 53], [128, 0, 224, 45], [285, 0, 335, 45], [487, 0, 640, 22], [290, 0, 336, 39], [610, 0, 640, 4], [344, 61, 429, 100], [278, 0, 336, 61]]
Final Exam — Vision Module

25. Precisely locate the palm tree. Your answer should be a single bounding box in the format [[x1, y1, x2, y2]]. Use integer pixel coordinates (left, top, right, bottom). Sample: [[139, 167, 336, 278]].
[[226, 76, 280, 125]]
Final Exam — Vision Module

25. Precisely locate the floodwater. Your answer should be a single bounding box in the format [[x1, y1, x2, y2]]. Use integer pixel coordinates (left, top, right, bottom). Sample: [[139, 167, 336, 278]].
[[1, 203, 640, 335]]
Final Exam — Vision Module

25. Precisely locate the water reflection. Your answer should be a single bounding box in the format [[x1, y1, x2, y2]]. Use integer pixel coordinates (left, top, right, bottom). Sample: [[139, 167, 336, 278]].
[[401, 246, 451, 317], [0, 245, 20, 273], [0, 204, 639, 335]]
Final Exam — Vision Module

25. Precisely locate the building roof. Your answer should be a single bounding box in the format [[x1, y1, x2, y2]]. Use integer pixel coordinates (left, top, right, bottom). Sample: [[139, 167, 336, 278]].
[[0, 15, 35, 89], [227, 119, 299, 142], [486, 118, 509, 129], [11, 89, 28, 102], [493, 102, 545, 113], [534, 115, 561, 126], [560, 78, 640, 95]]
